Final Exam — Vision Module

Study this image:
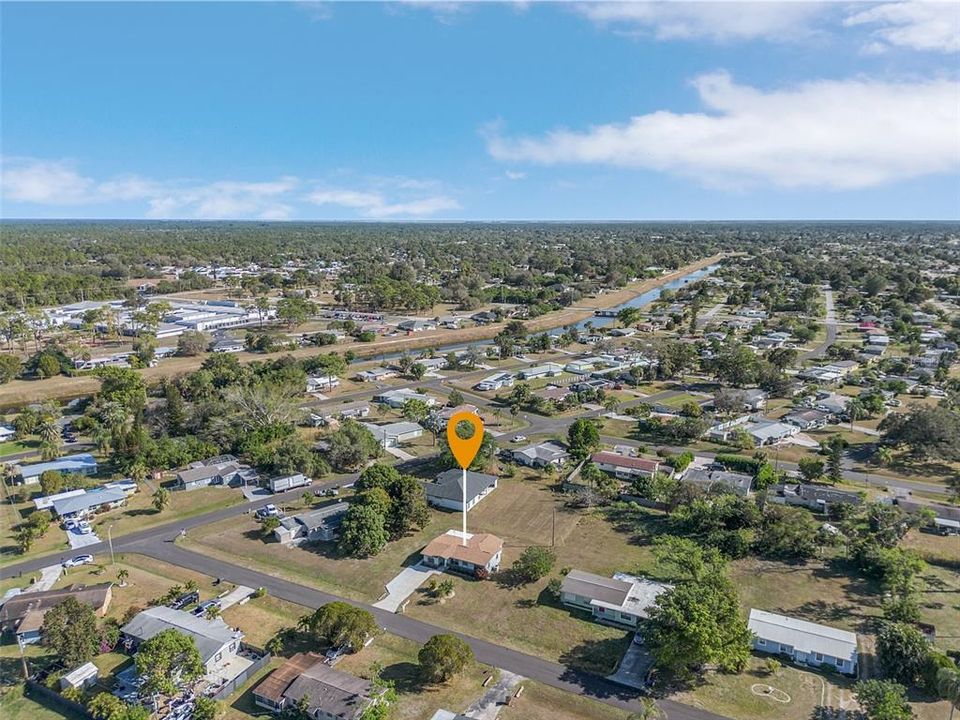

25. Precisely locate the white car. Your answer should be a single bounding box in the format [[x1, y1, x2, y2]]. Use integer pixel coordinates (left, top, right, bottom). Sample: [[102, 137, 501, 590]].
[[512, 435, 527, 443], [63, 554, 94, 568], [256, 504, 279, 519], [77, 520, 93, 534]]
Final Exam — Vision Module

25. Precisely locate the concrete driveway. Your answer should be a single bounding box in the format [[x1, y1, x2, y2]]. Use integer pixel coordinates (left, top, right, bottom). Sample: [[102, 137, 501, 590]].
[[373, 563, 440, 612], [68, 528, 101, 550]]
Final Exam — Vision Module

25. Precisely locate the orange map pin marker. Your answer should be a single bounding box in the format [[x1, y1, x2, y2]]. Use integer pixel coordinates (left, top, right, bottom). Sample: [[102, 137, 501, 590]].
[[446, 411, 484, 469]]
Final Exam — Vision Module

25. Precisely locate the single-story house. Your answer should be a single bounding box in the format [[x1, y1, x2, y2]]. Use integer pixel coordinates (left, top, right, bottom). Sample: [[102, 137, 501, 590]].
[[360, 421, 423, 448], [438, 316, 462, 329], [210, 337, 244, 353], [33, 488, 86, 511], [682, 467, 753, 496], [14, 453, 99, 486], [253, 652, 384, 719], [741, 389, 768, 411], [518, 363, 564, 380], [175, 456, 256, 491], [782, 409, 831, 431], [747, 420, 800, 447], [275, 502, 349, 545], [537, 385, 573, 403], [565, 357, 606, 375], [560, 570, 671, 629], [591, 451, 670, 480], [423, 470, 498, 512], [373, 388, 437, 409], [0, 583, 113, 645], [474, 372, 514, 391], [310, 401, 371, 426], [781, 484, 863, 513], [471, 311, 498, 325], [811, 393, 849, 417], [421, 530, 503, 575], [431, 404, 481, 424], [748, 608, 858, 676], [0, 424, 15, 442], [355, 367, 398, 383], [52, 487, 127, 519], [398, 319, 437, 333], [306, 375, 340, 393], [121, 606, 244, 676], [513, 441, 569, 468]]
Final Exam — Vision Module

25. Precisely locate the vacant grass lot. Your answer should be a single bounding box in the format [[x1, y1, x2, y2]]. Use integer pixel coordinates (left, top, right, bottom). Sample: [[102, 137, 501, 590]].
[[87, 485, 245, 540], [499, 681, 636, 720]]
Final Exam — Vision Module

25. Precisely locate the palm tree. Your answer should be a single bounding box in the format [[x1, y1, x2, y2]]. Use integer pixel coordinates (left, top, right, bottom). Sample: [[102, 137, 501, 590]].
[[938, 668, 960, 720], [117, 568, 129, 587], [875, 446, 894, 467]]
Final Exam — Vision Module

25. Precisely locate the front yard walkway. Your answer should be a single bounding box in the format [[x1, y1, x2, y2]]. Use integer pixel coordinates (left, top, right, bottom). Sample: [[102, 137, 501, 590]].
[[373, 562, 440, 612], [464, 669, 524, 720]]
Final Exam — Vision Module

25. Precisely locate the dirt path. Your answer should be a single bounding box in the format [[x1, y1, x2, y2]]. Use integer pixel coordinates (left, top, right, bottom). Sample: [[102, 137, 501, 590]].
[[0, 254, 722, 408]]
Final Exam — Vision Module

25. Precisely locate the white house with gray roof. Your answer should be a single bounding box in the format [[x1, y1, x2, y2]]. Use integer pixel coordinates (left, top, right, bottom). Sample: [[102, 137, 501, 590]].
[[560, 570, 671, 628], [121, 606, 244, 676], [748, 609, 858, 676], [275, 502, 350, 545], [423, 470, 498, 512], [512, 441, 569, 468]]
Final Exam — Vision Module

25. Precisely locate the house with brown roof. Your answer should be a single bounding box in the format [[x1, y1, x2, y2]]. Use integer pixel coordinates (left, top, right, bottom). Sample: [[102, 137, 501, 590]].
[[0, 583, 112, 644], [421, 530, 503, 576], [591, 451, 672, 481], [253, 652, 384, 719]]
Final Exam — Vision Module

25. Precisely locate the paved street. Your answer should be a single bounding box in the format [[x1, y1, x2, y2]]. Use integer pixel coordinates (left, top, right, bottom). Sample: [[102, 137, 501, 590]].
[[126, 541, 728, 720]]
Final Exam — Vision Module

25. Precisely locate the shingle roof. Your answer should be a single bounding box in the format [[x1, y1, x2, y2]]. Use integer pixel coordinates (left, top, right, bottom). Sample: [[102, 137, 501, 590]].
[[421, 531, 502, 567], [292, 502, 350, 531], [16, 453, 98, 480], [52, 488, 127, 517], [254, 652, 321, 704], [121, 606, 241, 663], [0, 583, 112, 625], [748, 609, 857, 662], [591, 451, 660, 472], [283, 663, 375, 719], [424, 470, 497, 503]]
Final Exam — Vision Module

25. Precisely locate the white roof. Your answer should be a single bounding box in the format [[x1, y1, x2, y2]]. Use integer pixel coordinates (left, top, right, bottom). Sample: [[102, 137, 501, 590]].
[[748, 609, 857, 661]]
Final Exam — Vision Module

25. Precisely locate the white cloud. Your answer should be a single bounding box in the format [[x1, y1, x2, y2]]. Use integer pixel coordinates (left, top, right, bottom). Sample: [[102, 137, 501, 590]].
[[504, 170, 526, 180], [844, 1, 960, 53], [486, 72, 960, 190], [0, 158, 300, 219], [574, 1, 827, 42], [306, 188, 460, 217]]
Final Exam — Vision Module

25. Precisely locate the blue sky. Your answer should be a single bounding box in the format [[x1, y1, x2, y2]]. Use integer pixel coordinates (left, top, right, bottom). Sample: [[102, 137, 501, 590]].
[[2, 1, 958, 220]]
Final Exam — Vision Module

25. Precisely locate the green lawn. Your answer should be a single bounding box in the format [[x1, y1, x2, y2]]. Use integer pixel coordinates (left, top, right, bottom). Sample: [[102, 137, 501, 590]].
[[0, 439, 38, 458], [499, 680, 636, 720]]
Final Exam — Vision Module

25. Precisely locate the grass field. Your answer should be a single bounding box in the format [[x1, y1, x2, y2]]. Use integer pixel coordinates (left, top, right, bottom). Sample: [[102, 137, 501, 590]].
[[499, 681, 636, 720]]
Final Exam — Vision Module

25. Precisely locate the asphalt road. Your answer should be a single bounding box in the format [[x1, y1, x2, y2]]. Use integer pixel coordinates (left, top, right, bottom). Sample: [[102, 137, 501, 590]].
[[801, 287, 837, 361], [127, 541, 727, 720]]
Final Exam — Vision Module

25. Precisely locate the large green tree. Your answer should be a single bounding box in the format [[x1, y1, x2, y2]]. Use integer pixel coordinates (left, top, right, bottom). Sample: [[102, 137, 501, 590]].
[[418, 634, 474, 684], [135, 628, 204, 697], [41, 597, 99, 667], [339, 503, 389, 557]]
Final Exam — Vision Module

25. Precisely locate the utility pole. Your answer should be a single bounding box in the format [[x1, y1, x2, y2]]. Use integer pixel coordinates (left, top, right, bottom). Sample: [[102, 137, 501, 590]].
[[552, 507, 556, 548], [107, 524, 115, 565]]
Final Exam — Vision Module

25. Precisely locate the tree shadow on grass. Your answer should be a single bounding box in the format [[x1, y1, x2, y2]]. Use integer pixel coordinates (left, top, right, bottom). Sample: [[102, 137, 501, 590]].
[[378, 661, 423, 694], [558, 634, 633, 676]]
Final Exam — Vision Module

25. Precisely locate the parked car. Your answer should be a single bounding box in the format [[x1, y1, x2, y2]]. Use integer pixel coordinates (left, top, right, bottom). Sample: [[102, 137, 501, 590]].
[[256, 504, 279, 519], [77, 520, 93, 534], [192, 599, 221, 616], [512, 435, 527, 443], [63, 554, 94, 567], [63, 518, 77, 531]]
